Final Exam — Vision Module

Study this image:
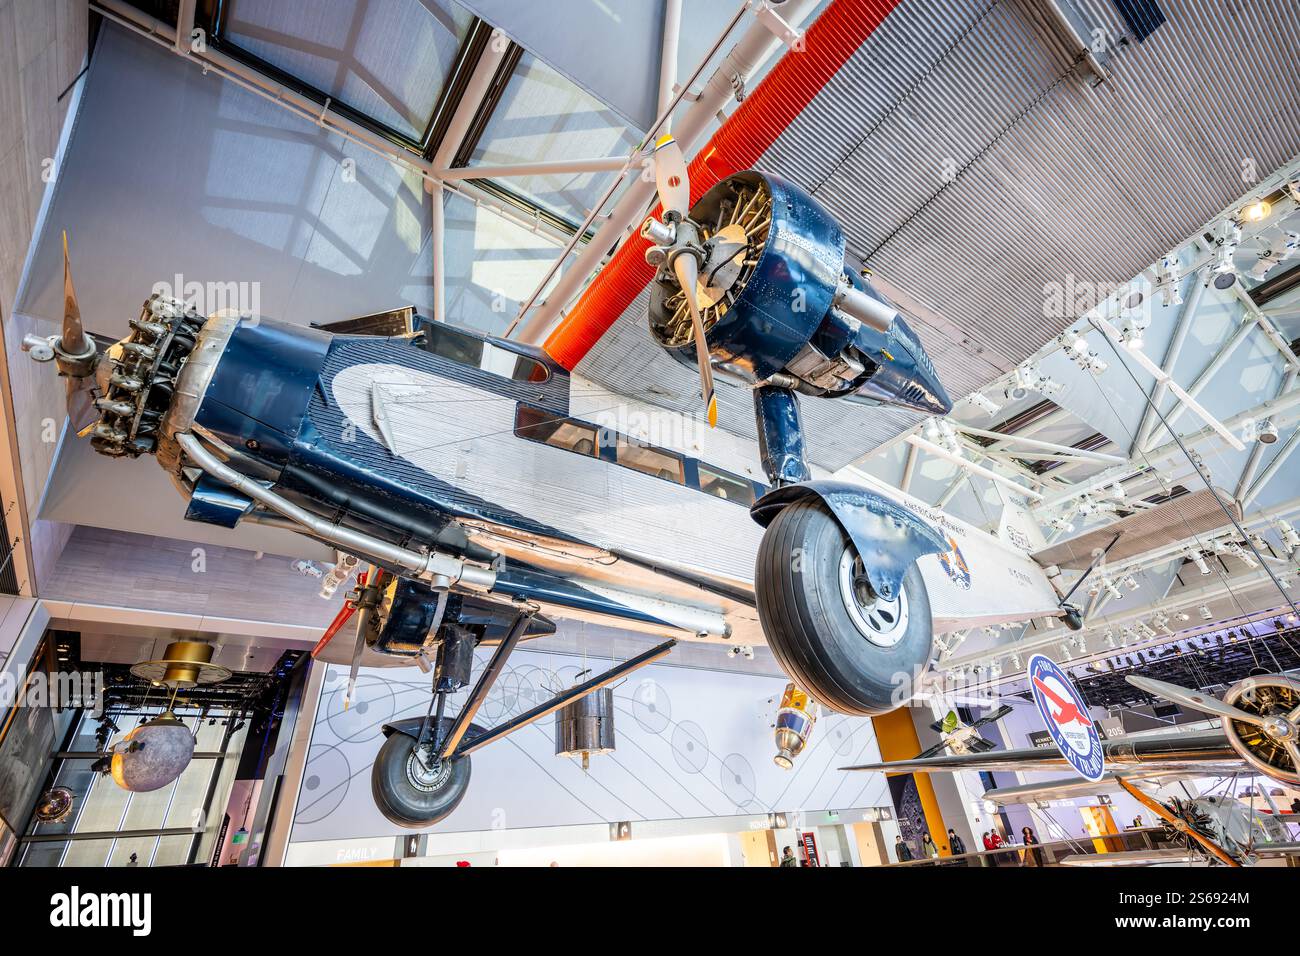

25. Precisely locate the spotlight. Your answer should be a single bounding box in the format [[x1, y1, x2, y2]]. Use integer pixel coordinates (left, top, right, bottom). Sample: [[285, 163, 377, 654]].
[[1175, 611, 1190, 622], [1241, 198, 1272, 222], [1060, 333, 1108, 373], [1155, 255, 1182, 306], [1189, 550, 1212, 575], [1256, 419, 1278, 444], [1004, 363, 1061, 401], [1198, 605, 1213, 621], [1279, 521, 1300, 555], [1123, 574, 1139, 591], [1247, 233, 1300, 281], [1102, 577, 1124, 600], [1010, 653, 1023, 669], [967, 392, 1001, 416], [1118, 315, 1150, 350], [1211, 219, 1242, 287], [1050, 515, 1075, 533]]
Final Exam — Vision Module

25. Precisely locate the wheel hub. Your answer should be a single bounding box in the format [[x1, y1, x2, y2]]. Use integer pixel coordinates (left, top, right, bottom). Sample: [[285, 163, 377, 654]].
[[406, 747, 452, 793], [838, 550, 909, 648]]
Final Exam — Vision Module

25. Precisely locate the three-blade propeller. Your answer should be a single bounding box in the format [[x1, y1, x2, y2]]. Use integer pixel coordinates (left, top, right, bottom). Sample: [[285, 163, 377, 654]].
[[650, 133, 717, 428]]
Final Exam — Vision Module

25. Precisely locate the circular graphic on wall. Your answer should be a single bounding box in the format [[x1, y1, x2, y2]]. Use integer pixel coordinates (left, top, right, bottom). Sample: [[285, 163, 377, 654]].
[[828, 718, 856, 756], [325, 674, 394, 742], [511, 665, 549, 712], [631, 679, 672, 734], [721, 753, 758, 809], [671, 720, 709, 774], [295, 744, 352, 825]]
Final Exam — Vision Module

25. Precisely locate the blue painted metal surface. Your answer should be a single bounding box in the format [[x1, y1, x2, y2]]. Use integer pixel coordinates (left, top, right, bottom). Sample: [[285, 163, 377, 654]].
[[183, 473, 254, 528], [195, 318, 332, 465], [653, 171, 843, 381], [753, 384, 811, 486], [751, 480, 948, 601], [647, 170, 950, 416]]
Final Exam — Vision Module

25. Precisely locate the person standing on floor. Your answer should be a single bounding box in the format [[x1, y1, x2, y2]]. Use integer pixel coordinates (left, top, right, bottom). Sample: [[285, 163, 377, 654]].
[[948, 828, 966, 855], [894, 834, 913, 863], [1021, 826, 1044, 867]]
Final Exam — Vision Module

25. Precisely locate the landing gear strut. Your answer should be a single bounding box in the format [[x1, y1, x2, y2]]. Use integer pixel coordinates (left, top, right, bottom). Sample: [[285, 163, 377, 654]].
[[751, 384, 938, 716], [370, 603, 676, 828]]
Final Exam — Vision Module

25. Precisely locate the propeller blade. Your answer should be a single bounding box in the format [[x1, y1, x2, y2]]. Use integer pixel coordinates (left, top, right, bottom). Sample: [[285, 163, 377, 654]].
[[671, 254, 717, 428], [1125, 675, 1268, 727], [61, 231, 88, 356], [652, 134, 690, 219]]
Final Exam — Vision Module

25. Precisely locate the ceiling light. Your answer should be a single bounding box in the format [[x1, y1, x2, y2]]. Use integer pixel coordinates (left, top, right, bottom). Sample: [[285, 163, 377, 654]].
[[1211, 219, 1242, 287], [1241, 199, 1272, 222], [1278, 521, 1300, 555], [1155, 255, 1182, 306], [1247, 233, 1299, 281], [1189, 550, 1212, 575], [1199, 605, 1213, 620], [1255, 419, 1278, 444]]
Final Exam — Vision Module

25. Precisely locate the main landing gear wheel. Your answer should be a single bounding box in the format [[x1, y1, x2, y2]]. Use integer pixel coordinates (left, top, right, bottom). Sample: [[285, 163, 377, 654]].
[[755, 499, 934, 716], [371, 718, 474, 829]]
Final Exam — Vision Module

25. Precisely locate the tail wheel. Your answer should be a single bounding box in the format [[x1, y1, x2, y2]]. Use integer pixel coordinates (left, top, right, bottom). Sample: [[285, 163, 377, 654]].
[[755, 499, 934, 716], [371, 719, 473, 829]]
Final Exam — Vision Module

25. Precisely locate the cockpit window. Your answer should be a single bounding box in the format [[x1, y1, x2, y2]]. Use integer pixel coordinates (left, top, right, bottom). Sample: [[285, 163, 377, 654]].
[[422, 322, 549, 383]]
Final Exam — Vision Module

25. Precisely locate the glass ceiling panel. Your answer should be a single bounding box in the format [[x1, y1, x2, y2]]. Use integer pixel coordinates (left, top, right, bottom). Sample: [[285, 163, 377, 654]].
[[223, 0, 474, 141], [468, 52, 643, 227]]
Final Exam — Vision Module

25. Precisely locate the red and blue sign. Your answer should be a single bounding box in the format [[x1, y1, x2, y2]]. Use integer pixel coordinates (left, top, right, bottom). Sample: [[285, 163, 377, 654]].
[[1027, 654, 1104, 781]]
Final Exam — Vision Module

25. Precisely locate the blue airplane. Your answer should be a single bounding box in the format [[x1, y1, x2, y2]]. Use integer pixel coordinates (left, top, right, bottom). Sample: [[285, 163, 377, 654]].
[[27, 169, 1065, 828]]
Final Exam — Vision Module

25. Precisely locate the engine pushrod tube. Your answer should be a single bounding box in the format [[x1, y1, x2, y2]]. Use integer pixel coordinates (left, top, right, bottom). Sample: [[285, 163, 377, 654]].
[[456, 639, 677, 757], [176, 432, 495, 588]]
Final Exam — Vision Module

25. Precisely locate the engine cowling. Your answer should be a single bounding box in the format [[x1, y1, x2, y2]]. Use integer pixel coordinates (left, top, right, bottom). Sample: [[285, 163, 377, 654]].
[[646, 171, 951, 416]]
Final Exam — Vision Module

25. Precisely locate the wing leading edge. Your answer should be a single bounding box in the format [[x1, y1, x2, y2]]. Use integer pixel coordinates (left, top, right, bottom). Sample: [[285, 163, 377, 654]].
[[841, 731, 1238, 775]]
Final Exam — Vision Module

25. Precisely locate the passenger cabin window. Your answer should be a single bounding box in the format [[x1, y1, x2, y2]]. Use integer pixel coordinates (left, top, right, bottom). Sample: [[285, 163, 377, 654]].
[[699, 464, 755, 506], [422, 322, 549, 383], [516, 405, 597, 455], [515, 405, 753, 502], [614, 437, 685, 484]]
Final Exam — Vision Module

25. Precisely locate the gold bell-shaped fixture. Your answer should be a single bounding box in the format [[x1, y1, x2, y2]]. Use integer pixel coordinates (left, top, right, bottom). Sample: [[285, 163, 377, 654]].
[[773, 683, 818, 770], [129, 640, 232, 688]]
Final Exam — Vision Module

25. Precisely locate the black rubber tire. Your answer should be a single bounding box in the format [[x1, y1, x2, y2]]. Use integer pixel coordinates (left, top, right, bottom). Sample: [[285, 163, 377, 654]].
[[755, 498, 933, 716], [1062, 607, 1084, 631], [371, 721, 472, 829]]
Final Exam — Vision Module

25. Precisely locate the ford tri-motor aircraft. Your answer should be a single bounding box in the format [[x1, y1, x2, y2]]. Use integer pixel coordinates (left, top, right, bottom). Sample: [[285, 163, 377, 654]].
[[26, 151, 1070, 828]]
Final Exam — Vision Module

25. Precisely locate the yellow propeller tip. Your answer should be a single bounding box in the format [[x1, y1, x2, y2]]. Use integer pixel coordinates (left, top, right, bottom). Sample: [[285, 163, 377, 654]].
[[655, 133, 676, 150], [707, 397, 718, 429]]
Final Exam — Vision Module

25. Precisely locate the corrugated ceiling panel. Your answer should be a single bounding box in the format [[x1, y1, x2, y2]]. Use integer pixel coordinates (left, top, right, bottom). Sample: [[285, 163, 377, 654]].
[[576, 0, 1300, 470]]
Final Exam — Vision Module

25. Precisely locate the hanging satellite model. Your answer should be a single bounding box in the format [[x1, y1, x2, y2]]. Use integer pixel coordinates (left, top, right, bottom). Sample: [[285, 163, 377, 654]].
[[554, 684, 616, 770], [111, 641, 231, 792], [33, 787, 75, 824], [772, 682, 819, 770]]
